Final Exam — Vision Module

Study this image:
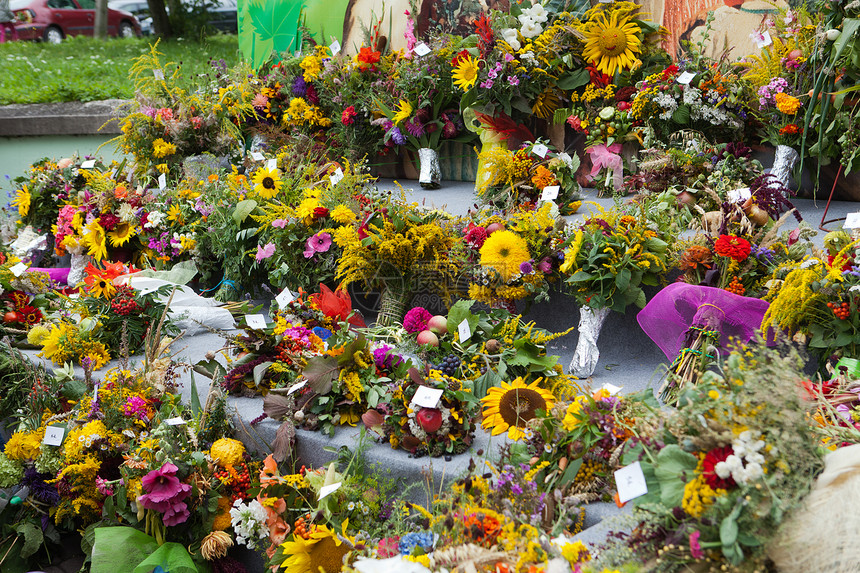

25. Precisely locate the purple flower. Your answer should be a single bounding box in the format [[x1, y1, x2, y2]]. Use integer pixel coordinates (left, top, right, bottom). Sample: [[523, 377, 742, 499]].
[[292, 76, 307, 97], [488, 69, 498, 79], [480, 79, 494, 89], [689, 530, 704, 559], [405, 115, 426, 137], [507, 75, 520, 86], [519, 261, 533, 274], [139, 463, 191, 505], [403, 306, 432, 333], [389, 126, 406, 145], [504, 53, 515, 62], [373, 345, 403, 370], [256, 242, 276, 261], [537, 257, 553, 273], [303, 232, 332, 258]]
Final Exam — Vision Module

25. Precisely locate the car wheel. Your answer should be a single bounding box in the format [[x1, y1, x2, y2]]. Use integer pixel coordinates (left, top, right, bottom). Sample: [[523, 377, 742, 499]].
[[44, 26, 64, 44], [119, 21, 136, 38]]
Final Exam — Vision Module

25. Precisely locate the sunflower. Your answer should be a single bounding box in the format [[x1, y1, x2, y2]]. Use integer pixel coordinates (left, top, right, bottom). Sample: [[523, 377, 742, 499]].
[[453, 54, 481, 91], [532, 89, 561, 120], [83, 220, 108, 261], [392, 100, 413, 125], [108, 222, 136, 247], [279, 524, 351, 573], [481, 377, 555, 441], [581, 11, 643, 77], [11, 186, 31, 217], [84, 271, 116, 298], [479, 230, 531, 282], [252, 167, 283, 200]]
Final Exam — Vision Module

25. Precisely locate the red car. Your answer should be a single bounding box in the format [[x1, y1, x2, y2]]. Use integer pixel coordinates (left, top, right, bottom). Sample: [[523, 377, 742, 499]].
[[11, 0, 141, 43]]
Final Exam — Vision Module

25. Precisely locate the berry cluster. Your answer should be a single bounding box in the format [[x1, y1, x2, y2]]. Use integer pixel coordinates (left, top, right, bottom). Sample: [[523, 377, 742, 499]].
[[110, 285, 141, 316], [724, 276, 745, 296], [439, 354, 461, 376], [213, 462, 252, 502], [827, 301, 851, 320]]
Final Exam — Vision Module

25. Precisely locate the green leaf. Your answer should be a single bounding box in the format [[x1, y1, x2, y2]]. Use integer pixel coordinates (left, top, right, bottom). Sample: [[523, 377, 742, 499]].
[[15, 521, 43, 559], [253, 361, 273, 387], [189, 370, 201, 418], [233, 199, 258, 225], [672, 105, 691, 125], [367, 387, 380, 408], [615, 268, 631, 291], [721, 513, 739, 548], [447, 299, 478, 336], [568, 270, 593, 282], [653, 445, 698, 507], [239, 0, 304, 69], [557, 68, 591, 91], [302, 355, 340, 395], [61, 377, 87, 400]]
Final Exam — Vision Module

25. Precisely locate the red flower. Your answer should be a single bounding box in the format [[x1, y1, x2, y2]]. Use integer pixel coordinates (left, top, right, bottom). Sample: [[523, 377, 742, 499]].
[[309, 284, 365, 328], [98, 212, 120, 231], [357, 46, 381, 70], [587, 65, 612, 88], [341, 106, 357, 126], [451, 49, 471, 67], [464, 225, 488, 249], [475, 14, 494, 48], [17, 305, 42, 325], [312, 207, 329, 220], [713, 235, 751, 262], [702, 445, 736, 490], [662, 64, 679, 80], [779, 123, 801, 135]]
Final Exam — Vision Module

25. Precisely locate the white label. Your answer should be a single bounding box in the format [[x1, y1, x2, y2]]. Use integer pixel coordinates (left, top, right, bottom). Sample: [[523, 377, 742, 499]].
[[413, 43, 431, 56], [165, 416, 186, 426], [598, 0, 614, 3], [245, 314, 268, 329], [276, 287, 295, 308], [288, 380, 307, 395], [601, 383, 622, 395], [9, 262, 28, 277], [458, 318, 471, 342], [727, 187, 751, 202], [329, 40, 341, 56], [80, 159, 96, 169], [43, 425, 65, 446], [318, 481, 342, 500], [532, 143, 549, 158], [541, 185, 560, 201], [267, 158, 278, 171], [614, 461, 648, 503], [677, 71, 695, 85], [110, 168, 117, 179], [153, 69, 164, 80], [250, 151, 265, 162], [329, 167, 344, 186], [93, 381, 100, 399], [411, 386, 444, 409], [844, 212, 860, 229], [158, 173, 167, 191], [753, 31, 772, 48]]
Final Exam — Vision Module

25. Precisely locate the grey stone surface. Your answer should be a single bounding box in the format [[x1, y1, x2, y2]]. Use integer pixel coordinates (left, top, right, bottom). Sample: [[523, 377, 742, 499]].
[[0, 99, 130, 136]]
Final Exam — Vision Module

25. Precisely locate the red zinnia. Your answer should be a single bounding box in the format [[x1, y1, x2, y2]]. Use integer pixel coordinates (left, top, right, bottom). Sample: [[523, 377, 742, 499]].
[[713, 235, 751, 262], [779, 123, 801, 135], [17, 305, 42, 325], [313, 207, 329, 220], [702, 445, 736, 490], [464, 225, 489, 249], [341, 106, 357, 126]]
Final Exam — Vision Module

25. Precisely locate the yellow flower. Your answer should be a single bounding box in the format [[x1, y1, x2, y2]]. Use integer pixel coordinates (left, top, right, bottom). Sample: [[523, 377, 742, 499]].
[[562, 396, 589, 431], [11, 186, 31, 217], [278, 523, 350, 573], [152, 138, 177, 158], [252, 167, 283, 200], [392, 99, 413, 125], [166, 204, 183, 224], [453, 54, 480, 90], [300, 54, 322, 81], [330, 205, 356, 224], [775, 92, 801, 115], [82, 220, 108, 261], [108, 222, 136, 247], [481, 377, 555, 441], [4, 428, 44, 461], [581, 10, 643, 77], [479, 230, 531, 282]]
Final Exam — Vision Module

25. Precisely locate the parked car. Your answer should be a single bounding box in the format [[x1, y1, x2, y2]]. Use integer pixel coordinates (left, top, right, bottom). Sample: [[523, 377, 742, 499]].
[[10, 0, 141, 43], [207, 0, 236, 33], [107, 0, 150, 35]]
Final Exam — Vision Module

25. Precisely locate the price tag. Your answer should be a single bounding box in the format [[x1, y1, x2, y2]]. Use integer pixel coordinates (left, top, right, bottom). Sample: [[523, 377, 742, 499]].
[[614, 461, 648, 504], [753, 30, 772, 49], [158, 173, 167, 191], [42, 425, 65, 446], [329, 167, 344, 186], [844, 212, 860, 229], [288, 380, 307, 395], [411, 386, 444, 409], [318, 481, 342, 500], [9, 262, 28, 277], [329, 40, 341, 56], [80, 159, 96, 169], [600, 383, 622, 395], [250, 151, 265, 162], [727, 187, 751, 202], [267, 158, 278, 171], [276, 286, 296, 308], [541, 185, 559, 201], [676, 71, 695, 85], [153, 69, 164, 80], [532, 143, 549, 158], [245, 314, 268, 329], [165, 416, 186, 426], [458, 318, 471, 342], [413, 43, 431, 56]]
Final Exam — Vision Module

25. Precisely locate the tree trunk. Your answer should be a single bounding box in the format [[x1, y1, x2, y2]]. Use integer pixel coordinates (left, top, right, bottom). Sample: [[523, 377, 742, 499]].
[[94, 0, 108, 38], [147, 0, 171, 38]]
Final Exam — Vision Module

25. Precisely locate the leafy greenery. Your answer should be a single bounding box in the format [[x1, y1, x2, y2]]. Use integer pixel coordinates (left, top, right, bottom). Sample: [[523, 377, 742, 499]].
[[0, 35, 240, 105]]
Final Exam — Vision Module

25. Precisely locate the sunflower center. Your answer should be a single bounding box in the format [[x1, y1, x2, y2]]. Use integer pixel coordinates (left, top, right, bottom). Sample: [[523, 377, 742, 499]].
[[498, 388, 546, 428], [309, 535, 349, 573], [262, 177, 275, 189], [597, 27, 628, 57]]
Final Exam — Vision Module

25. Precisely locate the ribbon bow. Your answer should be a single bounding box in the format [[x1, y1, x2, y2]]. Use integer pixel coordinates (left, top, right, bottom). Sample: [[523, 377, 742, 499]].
[[586, 143, 623, 190]]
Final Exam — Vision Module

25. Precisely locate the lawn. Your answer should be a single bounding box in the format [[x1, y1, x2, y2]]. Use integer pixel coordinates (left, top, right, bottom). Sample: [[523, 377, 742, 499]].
[[0, 34, 241, 105]]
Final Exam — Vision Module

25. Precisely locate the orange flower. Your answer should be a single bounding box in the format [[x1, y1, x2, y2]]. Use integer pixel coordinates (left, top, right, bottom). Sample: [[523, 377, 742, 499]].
[[114, 185, 128, 199]]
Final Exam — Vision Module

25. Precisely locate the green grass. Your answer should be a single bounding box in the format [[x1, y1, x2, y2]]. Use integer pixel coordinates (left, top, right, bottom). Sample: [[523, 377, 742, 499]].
[[0, 35, 241, 105]]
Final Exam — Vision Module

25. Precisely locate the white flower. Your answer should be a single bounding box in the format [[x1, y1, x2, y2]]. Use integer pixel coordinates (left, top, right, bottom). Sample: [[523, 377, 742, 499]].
[[518, 13, 534, 27], [747, 452, 765, 465], [850, 285, 860, 293], [501, 28, 521, 51], [230, 499, 270, 549], [524, 3, 549, 23], [520, 20, 543, 39], [520, 51, 537, 64], [715, 461, 732, 479], [118, 203, 136, 223], [725, 454, 744, 472], [800, 258, 821, 269], [144, 210, 165, 229], [745, 462, 764, 482]]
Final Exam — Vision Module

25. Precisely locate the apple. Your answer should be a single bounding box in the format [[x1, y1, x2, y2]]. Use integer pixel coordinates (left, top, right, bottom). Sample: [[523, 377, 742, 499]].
[[416, 408, 443, 433], [3, 311, 19, 324], [427, 315, 448, 335], [416, 330, 439, 347], [486, 222, 505, 235]]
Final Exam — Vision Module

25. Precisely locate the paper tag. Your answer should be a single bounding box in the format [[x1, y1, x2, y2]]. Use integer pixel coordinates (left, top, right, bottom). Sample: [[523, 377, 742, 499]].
[[677, 71, 695, 85], [153, 68, 164, 80], [532, 143, 549, 158], [157, 173, 167, 191], [93, 381, 100, 399], [276, 287, 296, 308], [109, 168, 118, 179], [411, 386, 444, 409], [600, 383, 622, 395], [9, 262, 27, 277], [458, 318, 471, 342], [288, 380, 307, 395], [541, 185, 560, 201], [844, 212, 860, 229], [330, 167, 344, 186], [329, 40, 341, 56], [80, 159, 96, 169], [42, 425, 65, 446], [250, 151, 265, 162], [245, 314, 268, 329], [318, 481, 342, 500], [413, 43, 431, 56], [614, 461, 648, 503], [165, 416, 186, 426], [753, 30, 772, 48], [598, 0, 614, 3], [267, 158, 278, 171], [727, 187, 751, 202]]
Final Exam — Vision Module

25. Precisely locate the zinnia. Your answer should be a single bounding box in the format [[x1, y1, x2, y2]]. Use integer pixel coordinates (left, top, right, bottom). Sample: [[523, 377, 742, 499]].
[[713, 235, 751, 262]]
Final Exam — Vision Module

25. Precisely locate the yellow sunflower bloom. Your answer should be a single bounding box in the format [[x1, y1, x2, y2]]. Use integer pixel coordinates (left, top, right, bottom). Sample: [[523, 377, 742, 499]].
[[279, 524, 351, 573], [581, 10, 643, 77], [252, 167, 283, 200], [108, 222, 136, 247], [392, 99, 413, 125], [481, 377, 555, 441], [479, 230, 531, 282], [11, 186, 31, 217], [453, 54, 481, 90], [83, 220, 108, 261]]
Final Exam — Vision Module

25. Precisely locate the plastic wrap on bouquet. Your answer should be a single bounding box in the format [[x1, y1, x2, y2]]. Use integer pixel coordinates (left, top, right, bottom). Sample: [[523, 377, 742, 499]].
[[769, 145, 799, 193], [9, 226, 48, 265], [418, 148, 441, 189], [67, 253, 91, 287], [569, 306, 611, 378]]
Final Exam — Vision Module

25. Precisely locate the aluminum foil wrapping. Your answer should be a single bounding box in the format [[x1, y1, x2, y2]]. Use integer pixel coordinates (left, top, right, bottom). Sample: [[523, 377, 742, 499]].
[[67, 253, 91, 287], [418, 147, 441, 189], [770, 145, 799, 193], [569, 306, 611, 378]]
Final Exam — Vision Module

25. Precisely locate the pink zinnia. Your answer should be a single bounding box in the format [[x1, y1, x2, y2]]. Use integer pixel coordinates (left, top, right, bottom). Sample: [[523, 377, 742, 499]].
[[403, 306, 432, 333], [464, 226, 488, 249]]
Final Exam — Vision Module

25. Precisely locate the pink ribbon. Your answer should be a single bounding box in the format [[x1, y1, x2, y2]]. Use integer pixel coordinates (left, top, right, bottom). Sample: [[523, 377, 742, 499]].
[[586, 143, 623, 190]]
